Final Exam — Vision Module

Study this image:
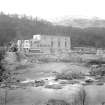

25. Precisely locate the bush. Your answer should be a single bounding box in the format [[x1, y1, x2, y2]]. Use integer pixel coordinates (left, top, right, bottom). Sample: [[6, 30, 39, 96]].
[[89, 65, 105, 76], [55, 71, 84, 80]]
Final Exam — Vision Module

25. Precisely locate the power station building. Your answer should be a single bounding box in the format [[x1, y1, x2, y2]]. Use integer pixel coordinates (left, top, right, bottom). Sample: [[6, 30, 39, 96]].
[[17, 35, 71, 54]]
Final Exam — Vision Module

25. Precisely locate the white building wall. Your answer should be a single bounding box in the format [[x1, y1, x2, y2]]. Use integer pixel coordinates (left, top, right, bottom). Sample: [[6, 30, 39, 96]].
[[18, 35, 71, 54], [23, 40, 30, 49]]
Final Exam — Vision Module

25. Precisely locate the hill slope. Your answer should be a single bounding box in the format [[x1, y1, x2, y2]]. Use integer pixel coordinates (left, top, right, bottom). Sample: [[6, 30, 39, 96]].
[[0, 13, 105, 48]]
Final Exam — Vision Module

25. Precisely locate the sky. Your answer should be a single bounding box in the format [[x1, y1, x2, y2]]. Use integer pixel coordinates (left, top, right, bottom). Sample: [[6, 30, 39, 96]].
[[0, 0, 105, 22]]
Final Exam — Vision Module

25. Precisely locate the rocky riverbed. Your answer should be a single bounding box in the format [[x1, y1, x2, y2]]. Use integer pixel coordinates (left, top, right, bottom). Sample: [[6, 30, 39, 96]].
[[1, 62, 105, 105]]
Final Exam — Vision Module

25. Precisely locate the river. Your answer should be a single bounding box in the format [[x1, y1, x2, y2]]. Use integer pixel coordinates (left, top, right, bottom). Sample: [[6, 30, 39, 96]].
[[85, 84, 105, 105]]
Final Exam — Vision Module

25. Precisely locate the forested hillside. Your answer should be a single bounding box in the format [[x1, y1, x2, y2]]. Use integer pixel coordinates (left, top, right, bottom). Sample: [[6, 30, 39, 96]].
[[0, 12, 105, 48]]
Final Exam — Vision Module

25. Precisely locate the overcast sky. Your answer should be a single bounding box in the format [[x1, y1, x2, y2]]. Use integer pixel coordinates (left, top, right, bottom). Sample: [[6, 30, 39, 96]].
[[0, 0, 105, 21]]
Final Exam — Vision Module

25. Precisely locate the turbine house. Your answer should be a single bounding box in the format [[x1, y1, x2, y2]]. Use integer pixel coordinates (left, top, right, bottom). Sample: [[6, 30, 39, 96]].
[[17, 35, 71, 55]]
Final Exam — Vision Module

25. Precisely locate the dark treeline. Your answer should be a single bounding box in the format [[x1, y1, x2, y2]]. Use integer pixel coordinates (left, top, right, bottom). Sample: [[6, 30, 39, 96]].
[[0, 12, 105, 48]]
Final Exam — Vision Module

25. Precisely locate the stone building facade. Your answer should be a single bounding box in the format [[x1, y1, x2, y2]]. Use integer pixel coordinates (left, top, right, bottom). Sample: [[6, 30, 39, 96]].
[[17, 35, 71, 54]]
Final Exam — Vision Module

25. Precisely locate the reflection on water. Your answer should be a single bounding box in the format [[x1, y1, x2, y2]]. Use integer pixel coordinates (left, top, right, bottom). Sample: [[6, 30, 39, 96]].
[[5, 82, 105, 105], [30, 84, 82, 105], [7, 84, 83, 105], [85, 84, 105, 105]]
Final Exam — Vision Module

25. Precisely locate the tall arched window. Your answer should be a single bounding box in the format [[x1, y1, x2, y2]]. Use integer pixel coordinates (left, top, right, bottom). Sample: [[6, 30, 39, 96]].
[[65, 41, 67, 48], [58, 40, 60, 47], [51, 40, 53, 48]]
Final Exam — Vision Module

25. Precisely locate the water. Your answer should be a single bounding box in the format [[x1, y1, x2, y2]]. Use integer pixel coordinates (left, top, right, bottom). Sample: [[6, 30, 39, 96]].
[[3, 83, 105, 105], [6, 84, 83, 105], [85, 84, 105, 105]]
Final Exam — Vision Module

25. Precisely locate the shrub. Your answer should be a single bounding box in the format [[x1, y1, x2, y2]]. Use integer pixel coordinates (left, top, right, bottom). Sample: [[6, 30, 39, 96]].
[[55, 71, 84, 80], [89, 65, 105, 76]]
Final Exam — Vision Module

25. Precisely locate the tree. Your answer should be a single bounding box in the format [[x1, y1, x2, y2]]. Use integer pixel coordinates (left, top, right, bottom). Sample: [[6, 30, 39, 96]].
[[0, 48, 13, 105]]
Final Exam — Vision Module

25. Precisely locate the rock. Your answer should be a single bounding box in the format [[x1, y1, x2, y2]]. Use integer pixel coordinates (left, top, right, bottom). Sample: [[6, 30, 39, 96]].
[[85, 77, 95, 83], [34, 80, 45, 87], [96, 82, 104, 85], [45, 84, 63, 89], [45, 99, 70, 105], [59, 80, 80, 85]]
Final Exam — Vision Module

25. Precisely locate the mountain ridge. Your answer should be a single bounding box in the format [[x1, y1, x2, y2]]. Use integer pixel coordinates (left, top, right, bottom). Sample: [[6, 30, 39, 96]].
[[54, 17, 105, 28]]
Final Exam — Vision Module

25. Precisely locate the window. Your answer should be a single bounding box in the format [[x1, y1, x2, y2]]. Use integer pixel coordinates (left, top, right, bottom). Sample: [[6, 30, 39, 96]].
[[51, 40, 53, 47], [65, 41, 67, 47], [65, 38, 67, 48], [36, 44, 38, 47], [58, 40, 60, 47]]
